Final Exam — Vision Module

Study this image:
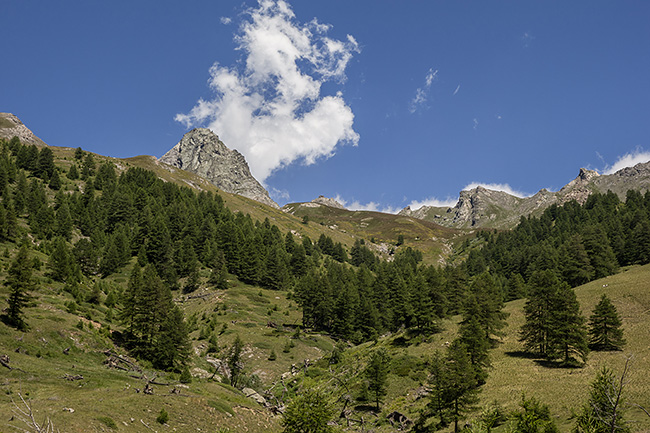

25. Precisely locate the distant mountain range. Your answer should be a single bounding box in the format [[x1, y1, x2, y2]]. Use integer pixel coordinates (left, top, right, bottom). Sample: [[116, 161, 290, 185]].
[[398, 164, 650, 229], [4, 112, 650, 231]]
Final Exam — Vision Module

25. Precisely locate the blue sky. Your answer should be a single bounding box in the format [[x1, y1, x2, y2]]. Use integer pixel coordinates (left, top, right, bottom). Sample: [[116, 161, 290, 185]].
[[2, 1, 650, 212]]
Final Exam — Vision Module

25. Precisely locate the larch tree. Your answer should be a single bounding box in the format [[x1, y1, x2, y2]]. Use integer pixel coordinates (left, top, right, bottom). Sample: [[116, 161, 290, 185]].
[[588, 294, 625, 351], [5, 246, 35, 330]]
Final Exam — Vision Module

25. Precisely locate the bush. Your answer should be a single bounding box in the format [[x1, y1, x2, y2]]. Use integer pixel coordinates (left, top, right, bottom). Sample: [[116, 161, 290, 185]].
[[156, 408, 169, 425], [179, 366, 192, 384]]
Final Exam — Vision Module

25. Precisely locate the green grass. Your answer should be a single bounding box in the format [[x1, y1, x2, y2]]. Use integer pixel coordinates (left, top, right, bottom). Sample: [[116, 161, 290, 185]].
[[278, 264, 650, 432]]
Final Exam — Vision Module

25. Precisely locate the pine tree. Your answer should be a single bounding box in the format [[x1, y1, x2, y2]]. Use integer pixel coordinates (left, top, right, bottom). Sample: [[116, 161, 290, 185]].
[[228, 335, 245, 388], [573, 365, 630, 433], [458, 313, 490, 384], [512, 395, 560, 433], [153, 305, 190, 371], [48, 237, 73, 282], [364, 347, 391, 410], [548, 283, 589, 365], [444, 341, 481, 433], [560, 235, 594, 287], [5, 246, 34, 330], [67, 164, 79, 180], [520, 270, 561, 357], [588, 294, 625, 351]]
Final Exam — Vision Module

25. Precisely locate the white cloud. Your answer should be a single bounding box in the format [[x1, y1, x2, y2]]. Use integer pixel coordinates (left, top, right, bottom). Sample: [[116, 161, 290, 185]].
[[408, 196, 458, 210], [473, 118, 479, 130], [176, 0, 360, 183], [462, 182, 530, 198], [334, 195, 401, 214], [409, 68, 438, 113], [270, 187, 290, 202], [453, 84, 460, 96], [220, 16, 232, 25], [603, 149, 650, 175]]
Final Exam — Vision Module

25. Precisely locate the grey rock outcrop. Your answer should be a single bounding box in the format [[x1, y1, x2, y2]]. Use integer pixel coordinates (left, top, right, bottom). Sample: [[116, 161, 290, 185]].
[[159, 128, 278, 208], [0, 113, 47, 146]]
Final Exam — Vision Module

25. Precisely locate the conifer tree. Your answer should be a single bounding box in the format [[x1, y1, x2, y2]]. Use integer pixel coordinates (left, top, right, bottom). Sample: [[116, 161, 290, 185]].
[[228, 335, 245, 388], [49, 237, 73, 282], [520, 270, 561, 357], [5, 246, 34, 330], [573, 365, 630, 433], [548, 283, 589, 365], [560, 235, 594, 287], [588, 294, 625, 351], [521, 270, 589, 365], [364, 347, 391, 410], [443, 341, 481, 433], [458, 313, 490, 384], [67, 164, 79, 180]]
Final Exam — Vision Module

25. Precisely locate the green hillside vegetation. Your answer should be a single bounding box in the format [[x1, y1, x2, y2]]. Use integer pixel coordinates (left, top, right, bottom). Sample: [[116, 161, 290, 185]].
[[283, 202, 463, 265], [1, 134, 650, 433], [269, 263, 650, 433]]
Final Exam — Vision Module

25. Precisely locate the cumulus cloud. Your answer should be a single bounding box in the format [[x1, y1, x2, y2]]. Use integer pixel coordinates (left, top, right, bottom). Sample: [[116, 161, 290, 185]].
[[176, 0, 360, 183], [462, 182, 530, 198], [220, 16, 232, 25], [407, 196, 458, 210], [603, 149, 650, 175], [409, 68, 438, 113]]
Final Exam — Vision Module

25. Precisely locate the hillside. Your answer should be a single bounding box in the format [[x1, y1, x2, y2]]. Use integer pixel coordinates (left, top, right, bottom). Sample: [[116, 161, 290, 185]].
[[1, 116, 649, 433], [277, 263, 650, 432], [283, 201, 463, 265]]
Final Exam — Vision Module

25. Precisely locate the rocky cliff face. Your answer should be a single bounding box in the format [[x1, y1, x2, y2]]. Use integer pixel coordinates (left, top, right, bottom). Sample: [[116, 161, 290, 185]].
[[400, 163, 650, 229], [159, 128, 278, 208], [0, 113, 47, 146]]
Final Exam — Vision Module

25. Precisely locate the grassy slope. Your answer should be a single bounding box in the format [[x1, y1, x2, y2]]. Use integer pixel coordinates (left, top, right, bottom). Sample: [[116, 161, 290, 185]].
[[0, 250, 336, 432], [481, 263, 650, 431], [283, 202, 465, 265], [337, 263, 650, 432]]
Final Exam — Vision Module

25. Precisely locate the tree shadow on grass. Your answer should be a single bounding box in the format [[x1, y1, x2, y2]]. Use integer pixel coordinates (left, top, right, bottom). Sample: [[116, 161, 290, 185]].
[[504, 350, 540, 360], [533, 359, 584, 369], [505, 351, 584, 369], [353, 404, 380, 414]]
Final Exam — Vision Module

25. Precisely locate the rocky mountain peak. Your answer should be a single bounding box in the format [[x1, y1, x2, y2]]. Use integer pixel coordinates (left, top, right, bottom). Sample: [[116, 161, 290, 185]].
[[0, 113, 47, 146], [578, 167, 599, 182], [159, 128, 278, 208], [311, 195, 346, 210]]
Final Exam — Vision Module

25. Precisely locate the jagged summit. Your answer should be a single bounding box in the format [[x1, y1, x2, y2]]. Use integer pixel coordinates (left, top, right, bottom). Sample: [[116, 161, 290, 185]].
[[0, 113, 47, 146], [159, 128, 278, 209]]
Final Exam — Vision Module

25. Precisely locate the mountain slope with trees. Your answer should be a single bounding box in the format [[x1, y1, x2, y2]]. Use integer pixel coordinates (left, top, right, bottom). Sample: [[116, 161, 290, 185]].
[[0, 120, 650, 432]]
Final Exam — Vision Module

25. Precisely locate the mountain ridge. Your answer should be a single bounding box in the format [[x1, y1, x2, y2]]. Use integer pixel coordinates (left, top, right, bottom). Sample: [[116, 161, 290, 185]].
[[399, 164, 650, 229], [0, 112, 47, 146]]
